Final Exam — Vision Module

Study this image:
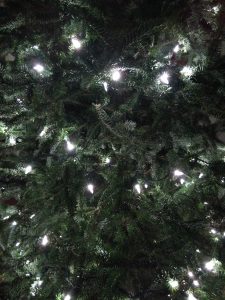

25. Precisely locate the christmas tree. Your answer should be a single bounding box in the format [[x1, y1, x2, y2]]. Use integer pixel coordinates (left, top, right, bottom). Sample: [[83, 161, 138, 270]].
[[1, 0, 225, 299]]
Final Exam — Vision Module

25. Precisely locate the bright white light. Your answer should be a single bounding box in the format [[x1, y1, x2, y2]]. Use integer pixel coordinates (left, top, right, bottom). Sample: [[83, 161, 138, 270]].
[[168, 279, 179, 289], [33, 45, 39, 50], [144, 183, 148, 188], [66, 140, 75, 151], [187, 292, 198, 300], [180, 66, 193, 77], [173, 45, 180, 53], [159, 72, 169, 84], [9, 136, 16, 145], [105, 157, 111, 164], [71, 37, 81, 49], [12, 221, 17, 226], [103, 82, 108, 92], [196, 249, 200, 253], [199, 173, 204, 178], [180, 178, 185, 185], [39, 127, 47, 137], [16, 242, 20, 247], [205, 259, 217, 272], [25, 165, 32, 174], [30, 214, 35, 219], [33, 64, 44, 73], [64, 295, 71, 300], [87, 184, 94, 194], [212, 5, 220, 14], [174, 169, 184, 177], [3, 216, 10, 220], [111, 70, 121, 81], [210, 229, 217, 234], [193, 280, 199, 287], [41, 235, 49, 246], [188, 271, 194, 278], [134, 183, 141, 194], [204, 202, 208, 205]]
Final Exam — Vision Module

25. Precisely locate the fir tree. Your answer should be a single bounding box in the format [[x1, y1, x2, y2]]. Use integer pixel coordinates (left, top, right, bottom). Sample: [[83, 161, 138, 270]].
[[1, 0, 225, 299]]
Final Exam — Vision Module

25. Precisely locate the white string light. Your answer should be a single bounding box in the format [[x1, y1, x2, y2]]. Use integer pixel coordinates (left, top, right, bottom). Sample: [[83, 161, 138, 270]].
[[16, 242, 20, 247], [12, 221, 17, 226], [205, 258, 220, 272], [187, 292, 198, 300], [173, 45, 180, 53], [87, 184, 94, 194], [159, 72, 169, 85], [134, 183, 141, 194], [66, 140, 75, 151], [30, 214, 35, 219], [188, 271, 194, 278], [9, 136, 16, 145], [103, 82, 108, 92], [180, 66, 193, 77], [39, 126, 48, 137], [193, 280, 199, 287], [180, 178, 185, 185], [41, 235, 49, 246], [111, 70, 121, 81], [64, 294, 71, 300], [174, 169, 184, 177], [210, 229, 217, 234], [168, 279, 179, 290], [144, 183, 148, 188], [71, 37, 81, 49], [25, 165, 32, 174], [199, 173, 204, 178], [33, 64, 44, 73]]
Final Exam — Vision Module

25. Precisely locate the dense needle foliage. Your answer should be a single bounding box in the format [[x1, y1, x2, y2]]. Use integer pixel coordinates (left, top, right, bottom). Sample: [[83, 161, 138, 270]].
[[1, 0, 225, 299]]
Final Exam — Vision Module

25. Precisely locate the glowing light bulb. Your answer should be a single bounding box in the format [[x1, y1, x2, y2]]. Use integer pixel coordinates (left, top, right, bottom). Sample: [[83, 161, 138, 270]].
[[41, 235, 49, 246], [180, 178, 185, 184], [205, 259, 216, 271], [16, 242, 20, 247], [212, 5, 220, 14], [30, 214, 35, 219], [168, 279, 179, 289], [111, 70, 121, 81], [87, 184, 94, 194], [25, 165, 32, 174], [3, 216, 10, 220], [193, 280, 199, 287], [33, 64, 44, 73], [159, 72, 169, 84], [144, 183, 148, 188], [199, 173, 204, 178], [210, 229, 217, 234], [9, 136, 16, 145], [103, 82, 108, 92], [105, 157, 111, 164], [180, 66, 193, 77], [187, 292, 198, 300], [188, 271, 194, 278], [39, 127, 47, 137], [174, 169, 184, 177], [71, 37, 81, 49], [173, 45, 180, 53], [134, 183, 141, 194], [12, 221, 17, 226], [64, 295, 71, 300], [66, 140, 75, 151]]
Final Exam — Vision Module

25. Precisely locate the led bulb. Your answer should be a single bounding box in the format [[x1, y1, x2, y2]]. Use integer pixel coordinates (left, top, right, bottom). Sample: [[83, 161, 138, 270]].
[[210, 229, 217, 234], [66, 140, 75, 151], [180, 66, 193, 77], [193, 280, 199, 287], [9, 136, 16, 145], [12, 221, 17, 226], [103, 82, 108, 92], [30, 214, 35, 219], [180, 178, 185, 184], [64, 294, 71, 300], [104, 157, 111, 164], [205, 259, 217, 272], [159, 72, 169, 84], [111, 70, 121, 81], [71, 37, 81, 49], [25, 165, 32, 174], [173, 45, 180, 53], [144, 183, 148, 188], [33, 64, 44, 73], [39, 127, 47, 137], [16, 242, 20, 247], [174, 169, 184, 177], [188, 271, 194, 278], [168, 279, 179, 289], [134, 183, 141, 194], [187, 292, 198, 300], [199, 173, 204, 178], [41, 235, 49, 246], [87, 184, 94, 194]]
